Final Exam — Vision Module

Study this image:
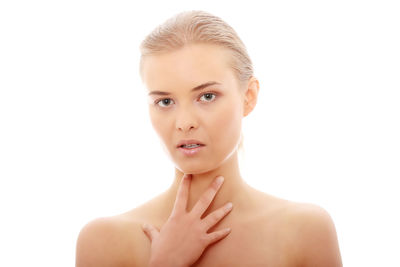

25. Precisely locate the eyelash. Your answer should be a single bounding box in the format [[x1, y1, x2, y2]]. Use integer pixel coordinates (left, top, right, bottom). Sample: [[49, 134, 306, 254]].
[[154, 92, 218, 108]]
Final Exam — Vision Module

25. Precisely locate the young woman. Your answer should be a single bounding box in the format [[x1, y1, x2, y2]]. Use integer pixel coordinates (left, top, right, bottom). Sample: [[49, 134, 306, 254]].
[[76, 10, 342, 267]]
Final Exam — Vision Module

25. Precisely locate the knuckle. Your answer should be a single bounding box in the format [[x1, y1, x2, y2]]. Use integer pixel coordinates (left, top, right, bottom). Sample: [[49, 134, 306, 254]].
[[207, 232, 219, 243], [187, 209, 198, 220], [199, 194, 211, 206], [202, 212, 220, 229], [210, 210, 222, 222], [199, 234, 210, 246], [187, 213, 200, 227]]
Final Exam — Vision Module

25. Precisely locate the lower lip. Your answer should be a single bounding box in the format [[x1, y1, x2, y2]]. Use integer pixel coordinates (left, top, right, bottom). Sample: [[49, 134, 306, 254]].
[[178, 145, 205, 156]]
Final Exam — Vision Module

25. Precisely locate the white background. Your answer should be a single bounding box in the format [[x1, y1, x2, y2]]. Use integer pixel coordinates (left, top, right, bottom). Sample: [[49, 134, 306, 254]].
[[1, 0, 399, 266]]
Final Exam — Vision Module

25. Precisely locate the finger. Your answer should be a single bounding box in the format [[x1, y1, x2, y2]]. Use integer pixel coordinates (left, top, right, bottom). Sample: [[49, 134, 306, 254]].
[[141, 223, 159, 242], [204, 227, 231, 246], [191, 176, 224, 217], [172, 174, 192, 214], [202, 202, 233, 229]]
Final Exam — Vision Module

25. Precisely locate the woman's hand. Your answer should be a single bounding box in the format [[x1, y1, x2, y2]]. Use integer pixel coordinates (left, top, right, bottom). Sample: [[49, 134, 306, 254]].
[[141, 174, 233, 267]]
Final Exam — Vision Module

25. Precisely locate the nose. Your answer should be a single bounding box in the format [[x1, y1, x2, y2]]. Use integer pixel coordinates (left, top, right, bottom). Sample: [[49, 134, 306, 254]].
[[175, 108, 198, 132]]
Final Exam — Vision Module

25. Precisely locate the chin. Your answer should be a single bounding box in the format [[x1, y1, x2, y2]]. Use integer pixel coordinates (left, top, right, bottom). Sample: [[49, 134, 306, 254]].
[[175, 164, 212, 175], [169, 144, 238, 174], [173, 155, 229, 175], [171, 157, 217, 174]]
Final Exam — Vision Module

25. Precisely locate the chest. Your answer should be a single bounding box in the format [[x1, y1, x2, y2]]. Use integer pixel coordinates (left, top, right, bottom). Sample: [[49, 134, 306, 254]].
[[191, 220, 296, 267]]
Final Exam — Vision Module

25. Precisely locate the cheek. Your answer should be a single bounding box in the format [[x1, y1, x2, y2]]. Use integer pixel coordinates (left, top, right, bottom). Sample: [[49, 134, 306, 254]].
[[212, 103, 242, 147]]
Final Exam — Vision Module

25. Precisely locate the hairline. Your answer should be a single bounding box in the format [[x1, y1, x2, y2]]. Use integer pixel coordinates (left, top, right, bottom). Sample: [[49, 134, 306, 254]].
[[139, 42, 248, 90]]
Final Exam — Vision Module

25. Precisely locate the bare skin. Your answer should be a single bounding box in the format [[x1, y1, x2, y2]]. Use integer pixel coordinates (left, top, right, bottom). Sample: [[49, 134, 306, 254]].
[[76, 43, 342, 266], [142, 174, 233, 267], [76, 169, 342, 266]]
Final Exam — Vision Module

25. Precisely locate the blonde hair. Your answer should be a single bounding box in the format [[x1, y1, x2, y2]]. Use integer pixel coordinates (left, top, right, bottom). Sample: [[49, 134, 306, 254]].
[[139, 10, 253, 153]]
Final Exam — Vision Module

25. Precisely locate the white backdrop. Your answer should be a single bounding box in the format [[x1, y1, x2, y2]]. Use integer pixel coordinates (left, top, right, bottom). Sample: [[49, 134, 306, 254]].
[[0, 0, 399, 266]]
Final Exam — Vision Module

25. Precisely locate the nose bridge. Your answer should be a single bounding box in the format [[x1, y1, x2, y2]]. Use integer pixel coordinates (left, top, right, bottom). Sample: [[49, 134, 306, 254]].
[[175, 102, 197, 131]]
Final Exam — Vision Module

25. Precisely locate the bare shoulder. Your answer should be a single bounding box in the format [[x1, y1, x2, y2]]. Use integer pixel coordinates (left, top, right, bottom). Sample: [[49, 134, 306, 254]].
[[249, 189, 342, 266], [280, 201, 343, 267], [75, 212, 148, 267]]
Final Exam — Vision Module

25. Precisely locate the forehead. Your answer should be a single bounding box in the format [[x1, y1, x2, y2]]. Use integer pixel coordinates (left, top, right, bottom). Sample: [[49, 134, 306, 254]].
[[142, 43, 235, 92]]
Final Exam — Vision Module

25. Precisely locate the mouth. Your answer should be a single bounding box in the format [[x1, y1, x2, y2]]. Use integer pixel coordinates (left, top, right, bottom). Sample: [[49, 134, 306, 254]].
[[177, 139, 205, 148], [177, 143, 205, 156], [178, 144, 205, 149]]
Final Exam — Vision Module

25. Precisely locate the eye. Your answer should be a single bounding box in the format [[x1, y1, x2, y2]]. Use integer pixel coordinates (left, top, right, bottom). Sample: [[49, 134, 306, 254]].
[[155, 98, 175, 107], [199, 92, 217, 102]]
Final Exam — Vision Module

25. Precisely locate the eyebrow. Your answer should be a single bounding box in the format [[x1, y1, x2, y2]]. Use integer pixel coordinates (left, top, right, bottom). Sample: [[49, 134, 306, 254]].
[[148, 81, 221, 96]]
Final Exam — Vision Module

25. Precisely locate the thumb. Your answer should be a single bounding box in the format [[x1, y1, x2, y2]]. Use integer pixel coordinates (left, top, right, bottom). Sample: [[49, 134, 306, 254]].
[[141, 223, 159, 242]]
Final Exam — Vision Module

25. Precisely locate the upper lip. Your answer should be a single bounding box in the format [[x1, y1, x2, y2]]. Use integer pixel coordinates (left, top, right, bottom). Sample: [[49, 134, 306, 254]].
[[177, 139, 205, 148]]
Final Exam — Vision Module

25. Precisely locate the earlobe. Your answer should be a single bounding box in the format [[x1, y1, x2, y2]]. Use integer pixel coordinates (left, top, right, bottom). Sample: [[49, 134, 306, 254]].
[[243, 77, 260, 117]]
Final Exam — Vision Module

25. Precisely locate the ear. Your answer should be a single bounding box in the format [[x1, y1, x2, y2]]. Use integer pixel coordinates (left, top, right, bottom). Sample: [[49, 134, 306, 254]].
[[243, 76, 260, 117]]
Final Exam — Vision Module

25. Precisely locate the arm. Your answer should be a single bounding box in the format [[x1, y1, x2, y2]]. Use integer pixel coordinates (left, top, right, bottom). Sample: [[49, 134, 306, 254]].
[[75, 217, 134, 267], [294, 204, 343, 267]]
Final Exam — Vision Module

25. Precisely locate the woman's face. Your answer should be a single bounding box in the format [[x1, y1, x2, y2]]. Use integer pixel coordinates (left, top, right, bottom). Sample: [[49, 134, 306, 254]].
[[141, 43, 245, 174]]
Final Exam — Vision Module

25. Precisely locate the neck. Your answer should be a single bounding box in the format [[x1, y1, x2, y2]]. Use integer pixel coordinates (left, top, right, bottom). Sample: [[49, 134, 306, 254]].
[[164, 151, 255, 218]]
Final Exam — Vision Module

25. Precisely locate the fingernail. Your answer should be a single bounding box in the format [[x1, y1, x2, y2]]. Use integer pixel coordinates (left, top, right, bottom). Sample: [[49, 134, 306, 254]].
[[216, 176, 224, 184], [142, 223, 148, 230]]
